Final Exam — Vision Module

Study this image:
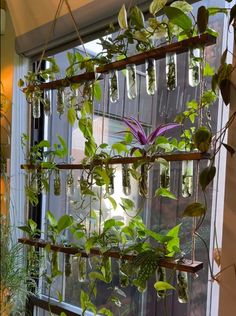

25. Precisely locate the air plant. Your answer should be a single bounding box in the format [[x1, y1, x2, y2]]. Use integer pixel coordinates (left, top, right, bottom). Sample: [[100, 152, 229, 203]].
[[122, 117, 180, 197]]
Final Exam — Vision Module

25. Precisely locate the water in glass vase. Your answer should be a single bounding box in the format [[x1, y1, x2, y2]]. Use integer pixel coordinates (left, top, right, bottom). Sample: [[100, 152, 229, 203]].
[[176, 270, 189, 303], [122, 164, 131, 196], [32, 97, 41, 119], [109, 70, 119, 103], [57, 88, 65, 116], [160, 162, 170, 190], [126, 64, 137, 100], [182, 160, 193, 198], [54, 170, 61, 196], [188, 48, 201, 87], [43, 91, 51, 116], [166, 52, 177, 91], [145, 58, 157, 95]]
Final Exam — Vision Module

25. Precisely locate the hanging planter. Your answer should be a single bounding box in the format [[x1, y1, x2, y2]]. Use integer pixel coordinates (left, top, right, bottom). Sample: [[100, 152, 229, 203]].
[[126, 64, 137, 100], [53, 170, 61, 196], [166, 52, 177, 91], [176, 270, 189, 303], [109, 70, 119, 103], [57, 88, 65, 117], [182, 160, 193, 198], [122, 164, 131, 196], [145, 58, 157, 96], [43, 91, 51, 116], [188, 48, 201, 87]]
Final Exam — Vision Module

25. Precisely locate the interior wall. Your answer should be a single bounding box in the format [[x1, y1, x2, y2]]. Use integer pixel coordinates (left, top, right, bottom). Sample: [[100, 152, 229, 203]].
[[219, 25, 236, 315], [0, 2, 15, 214]]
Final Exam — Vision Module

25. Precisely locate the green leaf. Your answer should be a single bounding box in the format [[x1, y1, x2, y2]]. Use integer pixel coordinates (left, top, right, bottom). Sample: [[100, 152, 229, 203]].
[[57, 215, 74, 233], [222, 143, 235, 156], [130, 6, 145, 29], [104, 219, 116, 230], [37, 140, 50, 148], [156, 157, 169, 169], [56, 290, 63, 303], [199, 165, 216, 191], [85, 237, 97, 253], [154, 281, 175, 291], [98, 307, 113, 316], [18, 78, 24, 87], [145, 228, 173, 243], [120, 197, 135, 211], [28, 218, 38, 232], [229, 4, 236, 27], [107, 195, 117, 210], [85, 139, 96, 157], [203, 62, 214, 77], [164, 7, 192, 34], [93, 81, 102, 101], [183, 202, 206, 217], [197, 6, 209, 34], [118, 4, 128, 29], [60, 313, 67, 316], [150, 0, 167, 15], [46, 211, 57, 227], [170, 1, 192, 14], [221, 49, 228, 65], [155, 188, 177, 200], [18, 225, 31, 234], [208, 7, 228, 16], [112, 142, 128, 154], [89, 271, 106, 282], [67, 107, 76, 126]]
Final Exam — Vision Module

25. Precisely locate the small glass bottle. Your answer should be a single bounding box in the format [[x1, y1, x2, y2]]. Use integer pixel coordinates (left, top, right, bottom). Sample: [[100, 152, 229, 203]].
[[176, 271, 189, 303], [32, 170, 39, 193], [54, 170, 61, 196], [102, 256, 112, 283], [44, 91, 51, 116], [66, 171, 75, 197], [188, 48, 201, 87], [65, 254, 72, 278], [182, 160, 193, 198], [109, 70, 119, 103], [160, 162, 170, 190], [126, 64, 137, 100], [32, 97, 41, 119], [122, 164, 131, 196], [107, 167, 115, 195], [139, 164, 148, 198], [145, 58, 157, 95], [166, 52, 177, 91], [78, 256, 87, 282], [119, 259, 129, 288], [57, 88, 65, 117], [156, 266, 166, 299]]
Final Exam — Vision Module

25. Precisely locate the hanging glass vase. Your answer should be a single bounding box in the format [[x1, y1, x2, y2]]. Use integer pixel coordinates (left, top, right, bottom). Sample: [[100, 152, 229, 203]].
[[145, 58, 157, 95], [160, 162, 170, 190], [32, 96, 41, 119], [54, 169, 61, 196], [156, 266, 167, 299], [176, 270, 189, 303], [122, 164, 131, 196], [119, 259, 129, 288], [102, 256, 112, 283], [166, 52, 177, 91], [139, 163, 149, 198], [126, 64, 137, 100], [66, 171, 75, 197], [31, 170, 39, 194], [107, 167, 115, 195], [65, 254, 72, 278], [43, 91, 51, 116], [182, 160, 193, 198], [57, 88, 65, 117], [188, 48, 201, 87], [77, 256, 87, 282], [109, 70, 119, 103]]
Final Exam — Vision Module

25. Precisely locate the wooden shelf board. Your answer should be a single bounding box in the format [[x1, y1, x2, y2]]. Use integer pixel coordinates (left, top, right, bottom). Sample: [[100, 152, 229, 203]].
[[21, 152, 211, 170], [23, 34, 216, 92], [19, 238, 203, 273]]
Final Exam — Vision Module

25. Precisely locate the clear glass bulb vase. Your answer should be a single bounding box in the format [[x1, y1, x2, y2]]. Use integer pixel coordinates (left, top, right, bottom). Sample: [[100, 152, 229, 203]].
[[156, 266, 167, 299], [66, 171, 75, 197], [54, 170, 61, 196], [109, 70, 119, 103], [32, 97, 41, 119], [145, 58, 157, 95], [57, 89, 65, 116], [166, 52, 177, 91], [160, 162, 170, 190], [126, 64, 137, 100], [43, 91, 51, 116], [182, 160, 193, 197], [122, 164, 131, 196], [176, 271, 189, 303], [188, 48, 201, 87], [77, 256, 87, 282], [139, 163, 149, 198]]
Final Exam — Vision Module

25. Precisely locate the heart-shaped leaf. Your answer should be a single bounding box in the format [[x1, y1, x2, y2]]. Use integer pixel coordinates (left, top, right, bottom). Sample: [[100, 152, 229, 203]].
[[118, 4, 128, 29], [199, 165, 216, 191], [197, 6, 209, 34], [183, 202, 206, 217]]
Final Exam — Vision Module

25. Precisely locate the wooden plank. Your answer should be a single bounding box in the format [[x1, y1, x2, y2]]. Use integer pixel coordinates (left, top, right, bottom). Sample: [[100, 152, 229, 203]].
[[21, 152, 211, 170], [96, 34, 216, 74], [19, 238, 203, 273], [30, 295, 80, 316], [23, 34, 216, 93]]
